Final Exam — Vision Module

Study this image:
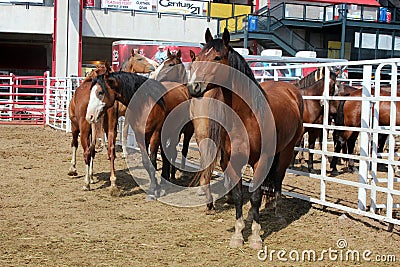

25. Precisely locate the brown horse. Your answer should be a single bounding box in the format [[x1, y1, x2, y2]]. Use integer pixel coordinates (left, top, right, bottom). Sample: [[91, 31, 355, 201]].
[[86, 70, 196, 200], [120, 48, 157, 73], [114, 49, 158, 158], [330, 85, 400, 175], [152, 49, 194, 180], [68, 64, 125, 192], [293, 67, 339, 172], [187, 28, 303, 249], [86, 71, 167, 200]]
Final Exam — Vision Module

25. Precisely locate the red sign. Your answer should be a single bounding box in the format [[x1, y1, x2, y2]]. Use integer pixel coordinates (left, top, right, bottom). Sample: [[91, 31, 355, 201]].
[[84, 0, 95, 7]]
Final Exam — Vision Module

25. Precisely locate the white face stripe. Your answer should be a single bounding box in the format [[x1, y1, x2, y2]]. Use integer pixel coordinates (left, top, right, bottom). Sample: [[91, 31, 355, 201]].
[[86, 84, 105, 123], [205, 47, 214, 56]]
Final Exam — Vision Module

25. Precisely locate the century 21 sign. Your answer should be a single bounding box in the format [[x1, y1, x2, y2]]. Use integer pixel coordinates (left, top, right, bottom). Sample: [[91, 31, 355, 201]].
[[158, 0, 205, 15]]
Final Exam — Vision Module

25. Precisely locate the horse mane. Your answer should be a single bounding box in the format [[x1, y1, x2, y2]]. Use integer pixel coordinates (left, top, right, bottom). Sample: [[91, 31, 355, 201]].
[[227, 46, 263, 91], [224, 45, 267, 115], [92, 71, 165, 109], [296, 67, 325, 88]]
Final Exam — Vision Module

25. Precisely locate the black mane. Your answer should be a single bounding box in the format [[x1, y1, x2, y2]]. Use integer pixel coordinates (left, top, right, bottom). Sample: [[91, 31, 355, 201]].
[[92, 71, 165, 108]]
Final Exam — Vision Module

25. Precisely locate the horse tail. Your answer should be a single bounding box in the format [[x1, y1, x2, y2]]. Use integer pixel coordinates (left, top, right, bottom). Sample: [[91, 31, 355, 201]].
[[190, 90, 224, 187]]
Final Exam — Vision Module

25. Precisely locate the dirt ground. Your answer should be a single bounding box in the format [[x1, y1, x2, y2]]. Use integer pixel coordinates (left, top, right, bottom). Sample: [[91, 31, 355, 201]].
[[1, 125, 400, 266]]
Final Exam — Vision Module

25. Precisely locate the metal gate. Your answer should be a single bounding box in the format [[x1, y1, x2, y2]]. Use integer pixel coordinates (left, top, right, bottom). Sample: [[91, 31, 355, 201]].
[[0, 73, 46, 125]]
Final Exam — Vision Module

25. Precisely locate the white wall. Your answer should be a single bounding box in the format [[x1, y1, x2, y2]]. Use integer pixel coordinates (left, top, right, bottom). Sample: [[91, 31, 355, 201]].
[[0, 5, 53, 34], [83, 9, 218, 43]]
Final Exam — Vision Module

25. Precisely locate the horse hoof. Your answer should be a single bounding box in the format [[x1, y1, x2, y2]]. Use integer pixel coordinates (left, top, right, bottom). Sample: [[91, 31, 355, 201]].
[[225, 195, 234, 205], [109, 186, 121, 197], [90, 178, 97, 184], [331, 170, 339, 177], [82, 185, 90, 191], [229, 237, 244, 248], [308, 168, 316, 174], [249, 239, 263, 250], [349, 167, 357, 173], [68, 168, 78, 176], [205, 208, 216, 215], [146, 195, 157, 201]]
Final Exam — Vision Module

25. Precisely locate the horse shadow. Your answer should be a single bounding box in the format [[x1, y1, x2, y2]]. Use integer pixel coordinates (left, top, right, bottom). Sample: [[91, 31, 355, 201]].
[[222, 187, 311, 241], [94, 167, 148, 197]]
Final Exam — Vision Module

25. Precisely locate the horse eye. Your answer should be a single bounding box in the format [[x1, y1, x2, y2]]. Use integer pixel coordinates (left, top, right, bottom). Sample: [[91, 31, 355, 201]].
[[98, 91, 104, 97], [214, 56, 222, 61]]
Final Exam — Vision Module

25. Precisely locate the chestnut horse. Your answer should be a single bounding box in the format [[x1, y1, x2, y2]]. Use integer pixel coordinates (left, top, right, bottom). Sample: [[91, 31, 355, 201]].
[[293, 67, 339, 172], [117, 49, 157, 158], [330, 85, 400, 175], [86, 71, 195, 200], [187, 28, 303, 249], [68, 65, 125, 191], [151, 49, 194, 180], [69, 53, 157, 191], [120, 48, 158, 73]]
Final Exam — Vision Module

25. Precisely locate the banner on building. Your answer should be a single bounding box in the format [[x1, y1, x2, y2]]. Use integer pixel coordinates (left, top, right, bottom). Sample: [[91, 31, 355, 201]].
[[157, 0, 205, 15], [101, 0, 152, 11]]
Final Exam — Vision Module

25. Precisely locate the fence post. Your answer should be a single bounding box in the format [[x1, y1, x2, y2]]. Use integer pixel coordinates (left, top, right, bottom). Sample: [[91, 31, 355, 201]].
[[45, 71, 50, 126], [358, 64, 372, 211], [66, 78, 72, 133]]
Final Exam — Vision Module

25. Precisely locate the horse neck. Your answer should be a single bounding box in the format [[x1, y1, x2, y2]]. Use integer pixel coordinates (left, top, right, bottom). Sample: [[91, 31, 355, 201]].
[[303, 79, 327, 96]]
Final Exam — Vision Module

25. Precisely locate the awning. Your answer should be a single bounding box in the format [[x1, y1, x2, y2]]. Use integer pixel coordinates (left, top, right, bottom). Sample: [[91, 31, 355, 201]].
[[305, 0, 380, 7]]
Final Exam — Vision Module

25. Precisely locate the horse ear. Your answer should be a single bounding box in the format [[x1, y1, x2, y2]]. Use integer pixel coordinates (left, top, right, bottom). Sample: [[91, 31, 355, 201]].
[[104, 60, 111, 74], [205, 28, 213, 43], [222, 28, 230, 47], [177, 49, 182, 58], [167, 48, 171, 58], [131, 48, 135, 56], [190, 50, 196, 62]]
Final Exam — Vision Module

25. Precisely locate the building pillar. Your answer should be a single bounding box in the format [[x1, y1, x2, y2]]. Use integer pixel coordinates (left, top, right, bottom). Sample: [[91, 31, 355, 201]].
[[54, 0, 81, 77]]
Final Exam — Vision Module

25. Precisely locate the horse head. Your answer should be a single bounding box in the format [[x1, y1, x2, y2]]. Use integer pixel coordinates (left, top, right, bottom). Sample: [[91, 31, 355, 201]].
[[187, 28, 231, 96], [86, 69, 117, 123], [151, 49, 187, 83], [121, 49, 156, 73], [84, 60, 113, 82]]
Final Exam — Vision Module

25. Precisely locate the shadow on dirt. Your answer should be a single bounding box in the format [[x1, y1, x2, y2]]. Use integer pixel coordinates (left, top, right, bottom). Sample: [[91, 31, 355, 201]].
[[221, 187, 312, 241]]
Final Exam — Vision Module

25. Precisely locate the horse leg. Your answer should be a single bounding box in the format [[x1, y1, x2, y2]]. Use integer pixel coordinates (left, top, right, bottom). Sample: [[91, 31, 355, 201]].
[[160, 148, 171, 182], [307, 129, 319, 173], [180, 122, 194, 171], [68, 124, 79, 176], [82, 133, 92, 191], [106, 113, 119, 194], [149, 130, 164, 198], [290, 137, 302, 167], [229, 179, 245, 248], [377, 134, 389, 172], [121, 119, 129, 159], [248, 186, 263, 250], [347, 132, 359, 173], [330, 130, 344, 176]]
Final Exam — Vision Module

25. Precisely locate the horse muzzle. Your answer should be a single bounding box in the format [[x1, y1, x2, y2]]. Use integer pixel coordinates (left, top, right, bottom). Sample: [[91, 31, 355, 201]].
[[86, 108, 102, 124], [187, 82, 208, 97]]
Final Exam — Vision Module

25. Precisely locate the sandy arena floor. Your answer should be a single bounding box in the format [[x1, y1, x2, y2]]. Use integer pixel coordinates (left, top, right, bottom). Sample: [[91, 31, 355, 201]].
[[0, 125, 399, 266]]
